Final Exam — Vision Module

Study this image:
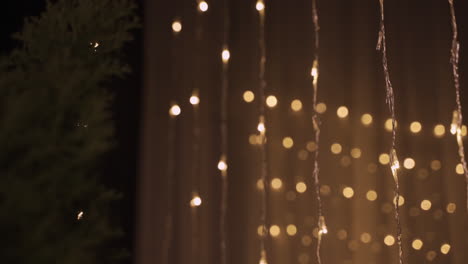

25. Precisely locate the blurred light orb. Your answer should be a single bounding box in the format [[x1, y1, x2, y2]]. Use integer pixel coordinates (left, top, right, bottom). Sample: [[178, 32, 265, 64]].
[[456, 163, 464, 175], [342, 187, 354, 198], [441, 243, 451, 254], [316, 102, 327, 113], [337, 229, 347, 240], [306, 141, 318, 152], [403, 158, 415, 169], [434, 124, 446, 137], [190, 196, 202, 207], [350, 148, 362, 159], [256, 1, 265, 11], [217, 160, 227, 171], [393, 195, 405, 206], [384, 235, 395, 246], [379, 153, 390, 165], [256, 179, 264, 190], [446, 203, 456, 213], [266, 95, 278, 108], [296, 182, 307, 193], [286, 224, 297, 236], [243, 90, 255, 102], [291, 99, 303, 111], [337, 106, 349, 118], [412, 239, 423, 250], [169, 104, 181, 116], [172, 20, 182, 33], [221, 49, 230, 63], [361, 113, 373, 126], [410, 121, 422, 133], [198, 1, 209, 12], [269, 225, 280, 237], [190, 95, 200, 105], [366, 190, 378, 201], [331, 143, 342, 154], [271, 178, 282, 190], [282, 137, 294, 149], [385, 118, 397, 132], [420, 200, 432, 211]]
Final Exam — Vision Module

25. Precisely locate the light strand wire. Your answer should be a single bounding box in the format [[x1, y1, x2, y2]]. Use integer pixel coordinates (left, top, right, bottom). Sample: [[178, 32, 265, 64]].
[[256, 1, 269, 263], [220, 0, 230, 263], [310, 1, 327, 264], [448, 0, 468, 212], [376, 1, 403, 264]]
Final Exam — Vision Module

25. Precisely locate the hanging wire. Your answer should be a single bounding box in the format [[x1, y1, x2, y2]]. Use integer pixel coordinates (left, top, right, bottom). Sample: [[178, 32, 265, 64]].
[[255, 1, 269, 263], [447, 0, 468, 212], [219, 0, 230, 263], [310, 1, 327, 264], [376, 1, 403, 264]]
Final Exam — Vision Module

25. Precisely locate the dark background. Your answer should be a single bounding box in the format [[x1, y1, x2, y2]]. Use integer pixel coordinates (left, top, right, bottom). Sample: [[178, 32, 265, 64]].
[[3, 1, 468, 264]]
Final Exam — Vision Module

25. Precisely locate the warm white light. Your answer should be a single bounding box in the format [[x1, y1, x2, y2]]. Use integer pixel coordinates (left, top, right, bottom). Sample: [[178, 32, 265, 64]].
[[286, 224, 297, 236], [217, 160, 227, 171], [311, 67, 318, 78], [366, 190, 378, 201], [403, 158, 415, 169], [420, 199, 432, 211], [256, 1, 265, 11], [198, 1, 208, 12], [361, 113, 373, 126], [172, 20, 182, 33], [337, 106, 349, 118], [342, 187, 354, 198], [77, 211, 84, 220], [169, 104, 181, 116], [390, 149, 400, 183], [456, 163, 464, 174], [434, 124, 446, 137], [331, 143, 342, 154], [259, 250, 267, 264], [269, 225, 280, 237], [257, 123, 265, 134], [190, 95, 200, 105], [316, 102, 327, 113], [291, 99, 302, 111], [271, 178, 282, 190], [266, 95, 278, 108], [441, 243, 451, 254], [318, 216, 328, 235], [190, 196, 202, 207], [222, 49, 230, 63], [410, 121, 422, 133], [412, 239, 423, 250], [384, 235, 395, 246], [243, 90, 255, 102], [282, 137, 294, 149], [379, 153, 390, 165], [296, 182, 307, 193]]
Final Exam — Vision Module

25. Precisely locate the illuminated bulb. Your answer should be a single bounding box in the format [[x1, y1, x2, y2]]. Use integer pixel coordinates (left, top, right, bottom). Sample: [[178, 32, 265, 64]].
[[257, 118, 266, 135], [446, 202, 456, 213], [441, 243, 451, 254], [286, 224, 297, 236], [243, 90, 255, 102], [217, 159, 228, 171], [266, 95, 278, 108], [412, 239, 423, 250], [318, 216, 328, 235], [420, 199, 432, 211], [256, 0, 265, 11], [366, 190, 378, 201], [282, 137, 294, 149], [296, 182, 307, 193], [190, 95, 200, 105], [456, 163, 464, 174], [390, 149, 400, 183], [337, 106, 349, 118], [169, 104, 181, 116], [403, 158, 415, 169], [451, 110, 460, 135], [198, 1, 208, 12], [271, 178, 282, 190], [291, 99, 302, 111], [410, 121, 422, 133], [77, 211, 84, 220], [384, 235, 395, 246], [221, 49, 230, 63], [384, 118, 397, 132], [259, 250, 267, 264], [172, 20, 182, 33], [94, 42, 99, 48], [379, 153, 390, 165], [361, 113, 373, 126], [331, 143, 342, 154], [342, 187, 354, 198], [393, 195, 405, 206], [190, 195, 202, 207], [269, 225, 280, 237], [434, 124, 446, 137], [311, 67, 318, 78]]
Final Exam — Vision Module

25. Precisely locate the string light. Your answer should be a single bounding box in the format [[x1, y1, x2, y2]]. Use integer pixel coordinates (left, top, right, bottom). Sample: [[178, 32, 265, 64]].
[[266, 95, 278, 108], [190, 195, 202, 207], [172, 19, 182, 33], [384, 235, 395, 246], [221, 48, 230, 63], [291, 99, 303, 111], [217, 157, 228, 171], [403, 158, 415, 169], [286, 224, 297, 236], [190, 93, 200, 105], [198, 1, 208, 12], [271, 178, 282, 190], [282, 137, 294, 149], [169, 104, 181, 117], [377, 1, 403, 262], [269, 225, 280, 237], [412, 239, 423, 250], [337, 106, 349, 118], [342, 187, 354, 198], [256, 0, 265, 12], [330, 143, 342, 154], [441, 243, 451, 254], [77, 211, 84, 220], [366, 190, 378, 201], [434, 124, 446, 137], [243, 90, 255, 102], [296, 182, 307, 193], [361, 113, 373, 126], [410, 121, 422, 133]]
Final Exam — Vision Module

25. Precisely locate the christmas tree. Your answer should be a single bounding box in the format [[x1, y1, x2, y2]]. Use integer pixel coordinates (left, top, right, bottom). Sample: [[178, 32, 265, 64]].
[[0, 0, 139, 263]]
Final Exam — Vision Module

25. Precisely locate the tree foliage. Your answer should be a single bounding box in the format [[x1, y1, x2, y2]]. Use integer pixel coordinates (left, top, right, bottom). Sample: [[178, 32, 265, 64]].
[[0, 0, 139, 263]]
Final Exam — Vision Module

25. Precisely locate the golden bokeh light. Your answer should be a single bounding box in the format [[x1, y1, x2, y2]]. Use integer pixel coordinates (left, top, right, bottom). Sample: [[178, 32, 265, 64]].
[[384, 235, 395, 246], [384, 118, 397, 132], [342, 187, 354, 198], [403, 158, 415, 169], [257, 225, 267, 236], [331, 143, 342, 154], [243, 90, 255, 102], [269, 225, 280, 237], [190, 195, 202, 207], [217, 160, 228, 171], [198, 1, 209, 12], [412, 239, 423, 250], [350, 148, 362, 159], [282, 137, 294, 149], [286, 224, 297, 236], [172, 20, 182, 33], [420, 200, 432, 210], [360, 232, 372, 243], [256, 179, 264, 190], [169, 104, 181, 116], [441, 243, 451, 254], [410, 121, 422, 133], [430, 160, 441, 171], [256, 0, 265, 11], [361, 113, 373, 126], [271, 178, 283, 190], [366, 190, 378, 201], [306, 141, 317, 152], [393, 195, 405, 206], [337, 106, 349, 118], [316, 102, 327, 113], [446, 202, 456, 213], [291, 99, 303, 111], [266, 95, 278, 108], [379, 153, 390, 165], [463, 125, 467, 136], [456, 163, 464, 174], [296, 182, 307, 193], [434, 124, 446, 137], [221, 49, 230, 63]]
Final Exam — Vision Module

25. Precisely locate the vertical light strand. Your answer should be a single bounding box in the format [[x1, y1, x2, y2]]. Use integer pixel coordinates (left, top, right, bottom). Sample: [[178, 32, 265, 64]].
[[448, 0, 468, 211], [310, 1, 327, 264], [256, 1, 268, 263], [219, 0, 230, 263], [376, 1, 403, 264], [162, 103, 181, 264]]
